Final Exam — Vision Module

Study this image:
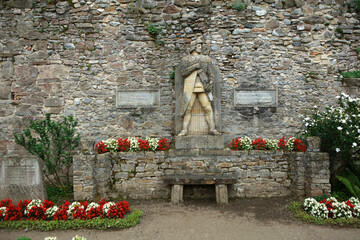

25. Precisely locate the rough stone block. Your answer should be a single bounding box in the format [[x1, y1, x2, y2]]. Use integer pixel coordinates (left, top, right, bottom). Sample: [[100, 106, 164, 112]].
[[0, 156, 46, 203], [216, 184, 228, 204], [175, 135, 224, 149], [0, 85, 11, 100], [171, 184, 183, 204], [44, 98, 63, 107]]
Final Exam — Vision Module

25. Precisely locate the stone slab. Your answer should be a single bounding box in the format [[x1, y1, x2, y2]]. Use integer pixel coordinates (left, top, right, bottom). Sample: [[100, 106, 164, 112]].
[[163, 174, 237, 185], [116, 89, 160, 108], [175, 135, 224, 149], [234, 89, 278, 107], [0, 156, 46, 202]]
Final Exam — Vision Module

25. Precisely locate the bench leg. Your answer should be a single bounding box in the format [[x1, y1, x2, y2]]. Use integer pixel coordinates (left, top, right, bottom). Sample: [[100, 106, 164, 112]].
[[171, 184, 183, 204], [216, 184, 228, 204]]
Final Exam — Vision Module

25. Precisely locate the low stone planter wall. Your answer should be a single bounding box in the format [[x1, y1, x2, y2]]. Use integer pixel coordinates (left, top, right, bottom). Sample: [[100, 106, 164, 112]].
[[73, 149, 331, 201]]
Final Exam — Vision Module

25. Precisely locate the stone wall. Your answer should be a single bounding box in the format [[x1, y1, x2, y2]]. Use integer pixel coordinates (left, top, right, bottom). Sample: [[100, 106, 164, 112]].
[[0, 0, 360, 153], [73, 149, 331, 200]]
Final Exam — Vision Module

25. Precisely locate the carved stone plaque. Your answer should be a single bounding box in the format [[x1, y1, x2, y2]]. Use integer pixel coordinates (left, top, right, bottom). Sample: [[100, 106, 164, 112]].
[[234, 90, 277, 107], [0, 156, 46, 202], [116, 89, 160, 108]]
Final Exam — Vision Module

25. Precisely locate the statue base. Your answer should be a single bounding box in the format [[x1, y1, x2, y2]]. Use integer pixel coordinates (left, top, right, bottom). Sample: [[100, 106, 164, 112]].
[[175, 135, 224, 149]]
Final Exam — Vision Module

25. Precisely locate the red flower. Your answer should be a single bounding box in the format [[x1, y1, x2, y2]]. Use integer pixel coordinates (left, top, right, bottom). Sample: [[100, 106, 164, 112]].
[[53, 206, 68, 220], [158, 138, 170, 151], [252, 138, 267, 150], [107, 201, 130, 219], [138, 139, 150, 151], [117, 138, 130, 152], [229, 138, 241, 151], [27, 206, 46, 220], [4, 205, 22, 221], [293, 138, 307, 152], [278, 136, 287, 150], [0, 199, 12, 208], [86, 206, 103, 219], [95, 141, 109, 154]]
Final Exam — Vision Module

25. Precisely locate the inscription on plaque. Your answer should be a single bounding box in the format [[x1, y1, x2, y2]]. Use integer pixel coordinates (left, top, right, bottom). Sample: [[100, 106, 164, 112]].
[[234, 90, 277, 107], [116, 89, 160, 108], [0, 156, 46, 202]]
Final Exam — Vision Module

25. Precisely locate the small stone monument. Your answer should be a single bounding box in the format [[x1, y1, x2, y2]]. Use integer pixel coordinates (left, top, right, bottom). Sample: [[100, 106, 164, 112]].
[[175, 37, 223, 149], [0, 155, 46, 202]]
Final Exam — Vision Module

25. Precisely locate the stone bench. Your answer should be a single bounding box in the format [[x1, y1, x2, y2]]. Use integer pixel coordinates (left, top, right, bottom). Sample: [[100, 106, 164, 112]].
[[163, 174, 237, 204]]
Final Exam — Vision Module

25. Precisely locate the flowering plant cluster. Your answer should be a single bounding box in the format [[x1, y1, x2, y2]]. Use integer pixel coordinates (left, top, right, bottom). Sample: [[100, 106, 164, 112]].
[[303, 197, 360, 219], [303, 93, 360, 157], [229, 136, 306, 152], [95, 137, 170, 154], [0, 198, 130, 221]]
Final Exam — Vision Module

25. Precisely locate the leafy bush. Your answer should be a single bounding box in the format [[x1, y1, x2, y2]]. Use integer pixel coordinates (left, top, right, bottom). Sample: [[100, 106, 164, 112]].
[[341, 70, 360, 78], [303, 93, 360, 178], [14, 114, 81, 189], [336, 161, 360, 199]]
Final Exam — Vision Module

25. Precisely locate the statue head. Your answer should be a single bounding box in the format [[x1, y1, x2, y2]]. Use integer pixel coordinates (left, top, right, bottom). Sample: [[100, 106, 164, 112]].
[[189, 37, 203, 54]]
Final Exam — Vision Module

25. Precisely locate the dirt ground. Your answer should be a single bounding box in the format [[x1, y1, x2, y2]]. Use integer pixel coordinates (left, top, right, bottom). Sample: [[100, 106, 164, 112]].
[[2, 197, 360, 240]]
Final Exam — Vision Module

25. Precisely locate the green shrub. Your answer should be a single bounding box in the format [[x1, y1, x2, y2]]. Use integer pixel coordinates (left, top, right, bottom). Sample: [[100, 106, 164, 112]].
[[303, 94, 360, 186], [336, 161, 360, 198], [14, 113, 81, 189], [341, 70, 360, 78]]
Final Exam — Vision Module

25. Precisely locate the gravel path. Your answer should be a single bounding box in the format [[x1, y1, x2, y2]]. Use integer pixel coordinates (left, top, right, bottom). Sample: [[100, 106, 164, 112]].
[[2, 198, 360, 240]]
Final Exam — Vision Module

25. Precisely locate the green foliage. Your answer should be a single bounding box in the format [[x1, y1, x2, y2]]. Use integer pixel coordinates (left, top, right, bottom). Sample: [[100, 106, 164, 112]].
[[336, 27, 344, 34], [17, 237, 32, 240], [169, 67, 175, 80], [336, 161, 360, 198], [231, 0, 247, 11], [341, 70, 360, 78], [303, 94, 360, 166], [354, 0, 360, 11], [0, 209, 143, 231], [313, 194, 330, 202], [146, 23, 160, 36], [288, 201, 360, 227], [356, 48, 360, 54], [14, 114, 81, 189], [46, 184, 73, 204], [332, 191, 350, 201]]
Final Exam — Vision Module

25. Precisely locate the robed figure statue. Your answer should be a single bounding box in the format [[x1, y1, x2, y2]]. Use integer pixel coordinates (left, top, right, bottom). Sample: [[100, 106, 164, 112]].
[[175, 37, 221, 136]]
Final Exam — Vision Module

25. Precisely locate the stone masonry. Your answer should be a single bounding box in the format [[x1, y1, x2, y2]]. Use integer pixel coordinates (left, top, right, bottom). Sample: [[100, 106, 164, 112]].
[[73, 149, 331, 200], [0, 0, 354, 199]]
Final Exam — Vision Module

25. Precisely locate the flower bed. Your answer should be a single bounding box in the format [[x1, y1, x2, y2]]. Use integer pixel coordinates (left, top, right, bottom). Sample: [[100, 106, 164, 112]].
[[229, 136, 306, 152], [0, 199, 142, 230], [303, 197, 360, 219], [95, 137, 170, 154]]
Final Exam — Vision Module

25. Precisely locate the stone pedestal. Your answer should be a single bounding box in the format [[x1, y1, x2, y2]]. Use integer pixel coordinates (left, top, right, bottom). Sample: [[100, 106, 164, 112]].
[[171, 184, 183, 204], [216, 184, 228, 204], [175, 135, 224, 149]]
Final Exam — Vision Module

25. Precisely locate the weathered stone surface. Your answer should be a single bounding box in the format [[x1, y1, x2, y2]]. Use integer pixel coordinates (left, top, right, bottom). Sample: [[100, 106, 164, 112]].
[[73, 150, 330, 200], [175, 135, 224, 149], [0, 156, 46, 203], [163, 5, 180, 14]]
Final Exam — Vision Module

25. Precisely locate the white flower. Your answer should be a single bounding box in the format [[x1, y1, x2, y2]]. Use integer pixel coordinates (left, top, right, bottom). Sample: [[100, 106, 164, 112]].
[[353, 142, 358, 147], [304, 117, 310, 121], [72, 236, 86, 240], [46, 206, 59, 219], [44, 237, 58, 240], [86, 202, 100, 212], [337, 126, 343, 130], [313, 105, 318, 108], [336, 148, 341, 153], [0, 207, 6, 217], [341, 119, 346, 124]]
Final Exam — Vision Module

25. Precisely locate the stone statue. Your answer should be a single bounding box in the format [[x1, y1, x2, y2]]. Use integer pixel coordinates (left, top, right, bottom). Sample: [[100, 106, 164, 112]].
[[175, 37, 221, 136]]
